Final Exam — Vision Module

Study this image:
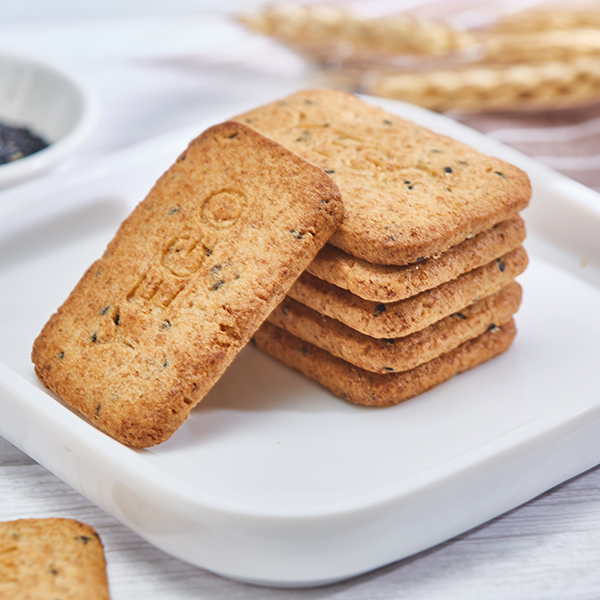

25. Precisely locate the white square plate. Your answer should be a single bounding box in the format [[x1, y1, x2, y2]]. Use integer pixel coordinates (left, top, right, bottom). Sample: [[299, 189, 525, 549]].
[[1, 97, 600, 588]]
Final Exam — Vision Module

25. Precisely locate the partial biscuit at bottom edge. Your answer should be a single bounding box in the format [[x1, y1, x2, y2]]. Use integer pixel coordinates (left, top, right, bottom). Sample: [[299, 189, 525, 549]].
[[0, 518, 110, 600], [253, 319, 517, 407]]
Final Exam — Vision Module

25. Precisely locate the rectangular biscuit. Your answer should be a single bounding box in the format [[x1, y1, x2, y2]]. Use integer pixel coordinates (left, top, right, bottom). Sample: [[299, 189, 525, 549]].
[[253, 319, 517, 407], [31, 121, 342, 447], [268, 282, 522, 373], [234, 89, 531, 265], [288, 246, 528, 339], [307, 215, 526, 302], [0, 518, 110, 600]]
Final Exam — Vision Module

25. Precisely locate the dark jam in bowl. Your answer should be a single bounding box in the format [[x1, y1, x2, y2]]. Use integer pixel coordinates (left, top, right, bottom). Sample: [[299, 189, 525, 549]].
[[0, 122, 49, 165]]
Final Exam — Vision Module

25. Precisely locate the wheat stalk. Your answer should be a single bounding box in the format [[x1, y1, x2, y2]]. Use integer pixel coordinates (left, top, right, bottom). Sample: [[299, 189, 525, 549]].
[[237, 2, 474, 57], [237, 2, 600, 111], [477, 28, 600, 63], [491, 6, 600, 34], [365, 57, 600, 111]]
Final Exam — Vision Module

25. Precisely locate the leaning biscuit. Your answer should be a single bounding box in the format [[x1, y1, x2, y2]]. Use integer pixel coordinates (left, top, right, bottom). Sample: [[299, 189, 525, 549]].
[[288, 246, 528, 339], [268, 282, 522, 373], [0, 518, 110, 600], [31, 121, 342, 448], [253, 319, 517, 407], [307, 215, 526, 302], [234, 88, 531, 265]]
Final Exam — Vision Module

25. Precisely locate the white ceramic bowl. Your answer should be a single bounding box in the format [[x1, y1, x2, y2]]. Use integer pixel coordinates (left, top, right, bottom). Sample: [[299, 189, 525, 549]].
[[0, 51, 99, 190]]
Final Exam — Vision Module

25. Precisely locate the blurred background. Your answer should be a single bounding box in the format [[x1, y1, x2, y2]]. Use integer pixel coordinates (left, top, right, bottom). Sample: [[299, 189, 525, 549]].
[[1, 0, 599, 191]]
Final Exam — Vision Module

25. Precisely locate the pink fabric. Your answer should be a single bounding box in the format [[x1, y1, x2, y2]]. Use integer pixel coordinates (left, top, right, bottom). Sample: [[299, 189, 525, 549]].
[[457, 103, 600, 192]]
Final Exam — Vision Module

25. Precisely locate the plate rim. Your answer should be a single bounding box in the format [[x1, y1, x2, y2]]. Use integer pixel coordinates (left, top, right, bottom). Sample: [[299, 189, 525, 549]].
[[2, 94, 600, 584]]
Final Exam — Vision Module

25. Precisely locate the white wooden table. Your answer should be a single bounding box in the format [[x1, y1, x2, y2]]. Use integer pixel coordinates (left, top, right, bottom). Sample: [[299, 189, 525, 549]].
[[2, 4, 600, 598]]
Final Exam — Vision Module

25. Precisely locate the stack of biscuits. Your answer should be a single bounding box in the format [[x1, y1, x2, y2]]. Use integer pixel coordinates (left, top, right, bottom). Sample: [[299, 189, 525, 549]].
[[31, 88, 531, 448], [235, 89, 531, 407]]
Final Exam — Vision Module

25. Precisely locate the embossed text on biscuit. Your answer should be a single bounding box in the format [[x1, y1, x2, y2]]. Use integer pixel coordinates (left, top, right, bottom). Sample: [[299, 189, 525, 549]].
[[162, 234, 210, 277], [201, 189, 247, 229], [94, 188, 248, 345]]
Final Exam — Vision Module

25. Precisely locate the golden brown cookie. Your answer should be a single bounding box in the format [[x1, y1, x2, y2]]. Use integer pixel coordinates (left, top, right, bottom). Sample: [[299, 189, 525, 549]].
[[288, 246, 527, 339], [31, 121, 342, 448], [234, 89, 531, 265], [0, 518, 110, 600], [253, 319, 517, 407], [307, 215, 526, 302], [268, 282, 521, 373]]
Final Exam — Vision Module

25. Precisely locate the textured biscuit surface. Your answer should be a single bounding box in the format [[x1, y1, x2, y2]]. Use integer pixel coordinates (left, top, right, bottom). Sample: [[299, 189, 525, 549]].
[[268, 282, 521, 373], [31, 121, 342, 447], [0, 518, 110, 600], [234, 88, 531, 265], [307, 215, 526, 302], [288, 246, 527, 339], [253, 319, 517, 407]]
